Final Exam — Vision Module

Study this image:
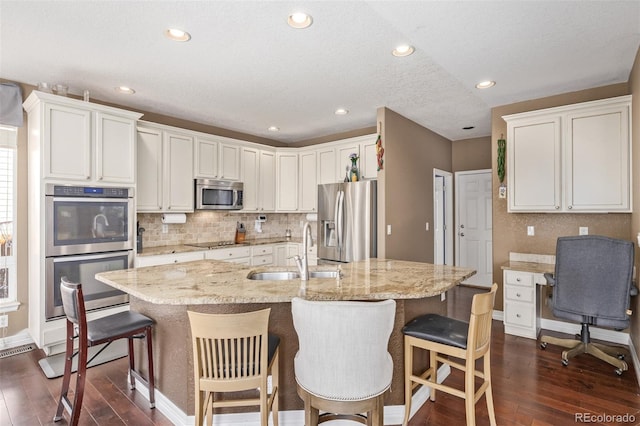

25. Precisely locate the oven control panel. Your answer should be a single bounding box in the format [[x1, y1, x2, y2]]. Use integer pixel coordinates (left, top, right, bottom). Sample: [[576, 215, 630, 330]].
[[47, 185, 132, 198]]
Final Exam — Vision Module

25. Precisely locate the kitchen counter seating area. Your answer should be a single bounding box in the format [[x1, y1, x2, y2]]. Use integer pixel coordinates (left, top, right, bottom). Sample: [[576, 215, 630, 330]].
[[96, 258, 475, 424]]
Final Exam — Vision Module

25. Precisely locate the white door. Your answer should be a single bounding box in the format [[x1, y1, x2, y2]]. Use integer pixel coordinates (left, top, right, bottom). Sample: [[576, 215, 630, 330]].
[[433, 169, 453, 265], [455, 170, 492, 287]]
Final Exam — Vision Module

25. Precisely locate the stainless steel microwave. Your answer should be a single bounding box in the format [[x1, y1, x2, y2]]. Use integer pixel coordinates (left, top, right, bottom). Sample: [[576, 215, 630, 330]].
[[195, 179, 243, 210]]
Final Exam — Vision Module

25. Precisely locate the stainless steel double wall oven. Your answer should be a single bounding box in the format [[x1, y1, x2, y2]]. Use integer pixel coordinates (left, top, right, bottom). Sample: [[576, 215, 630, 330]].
[[45, 184, 134, 319]]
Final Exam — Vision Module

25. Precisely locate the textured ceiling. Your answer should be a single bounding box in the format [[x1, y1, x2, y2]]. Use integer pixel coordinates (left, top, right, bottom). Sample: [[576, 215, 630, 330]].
[[2, 1, 639, 143]]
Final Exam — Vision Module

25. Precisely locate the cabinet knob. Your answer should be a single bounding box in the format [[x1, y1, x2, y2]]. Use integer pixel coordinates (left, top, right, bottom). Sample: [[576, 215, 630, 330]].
[[555, 206, 560, 209], [516, 293, 521, 297], [568, 205, 573, 209], [516, 314, 521, 318], [516, 278, 521, 282]]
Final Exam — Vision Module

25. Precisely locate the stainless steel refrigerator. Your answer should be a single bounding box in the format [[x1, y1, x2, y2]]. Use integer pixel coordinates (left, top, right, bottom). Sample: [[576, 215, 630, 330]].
[[317, 180, 377, 263]]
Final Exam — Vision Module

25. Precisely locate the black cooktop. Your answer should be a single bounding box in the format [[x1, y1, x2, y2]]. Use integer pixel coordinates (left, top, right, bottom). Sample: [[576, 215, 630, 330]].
[[186, 241, 247, 249]]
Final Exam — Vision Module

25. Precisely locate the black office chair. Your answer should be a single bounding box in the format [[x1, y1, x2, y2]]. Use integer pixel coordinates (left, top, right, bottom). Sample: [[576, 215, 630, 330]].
[[540, 235, 638, 375], [54, 277, 155, 425]]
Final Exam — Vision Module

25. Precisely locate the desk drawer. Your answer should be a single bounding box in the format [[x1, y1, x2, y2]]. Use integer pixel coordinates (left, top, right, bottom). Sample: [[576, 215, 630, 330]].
[[504, 270, 534, 287], [504, 285, 534, 303], [504, 301, 535, 328]]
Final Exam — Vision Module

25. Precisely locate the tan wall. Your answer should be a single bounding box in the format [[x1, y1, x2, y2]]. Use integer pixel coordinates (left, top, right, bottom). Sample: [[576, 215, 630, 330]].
[[629, 46, 640, 368], [491, 82, 631, 313], [452, 136, 492, 172], [380, 107, 452, 262]]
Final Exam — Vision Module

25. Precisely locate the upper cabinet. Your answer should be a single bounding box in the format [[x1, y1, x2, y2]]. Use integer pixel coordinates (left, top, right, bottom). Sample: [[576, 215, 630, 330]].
[[242, 146, 275, 212], [504, 96, 631, 213], [276, 150, 299, 212], [23, 91, 141, 185], [137, 122, 194, 212], [298, 149, 317, 212], [194, 135, 241, 181]]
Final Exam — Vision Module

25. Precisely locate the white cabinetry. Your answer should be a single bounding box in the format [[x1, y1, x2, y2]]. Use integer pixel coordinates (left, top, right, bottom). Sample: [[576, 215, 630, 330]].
[[503, 270, 544, 339], [298, 149, 317, 212], [274, 243, 301, 267], [317, 146, 337, 184], [359, 137, 379, 180], [504, 96, 631, 213], [242, 146, 275, 212], [206, 246, 251, 265], [194, 135, 242, 181], [137, 123, 194, 212], [135, 251, 205, 267], [251, 245, 274, 266], [23, 91, 141, 184], [276, 151, 299, 212]]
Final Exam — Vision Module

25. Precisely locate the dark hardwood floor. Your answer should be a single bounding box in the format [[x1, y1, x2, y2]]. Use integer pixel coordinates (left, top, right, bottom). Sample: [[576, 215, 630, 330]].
[[1, 286, 639, 425]]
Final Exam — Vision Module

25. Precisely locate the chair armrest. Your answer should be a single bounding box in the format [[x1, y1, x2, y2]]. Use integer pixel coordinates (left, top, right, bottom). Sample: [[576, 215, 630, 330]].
[[543, 272, 556, 286]]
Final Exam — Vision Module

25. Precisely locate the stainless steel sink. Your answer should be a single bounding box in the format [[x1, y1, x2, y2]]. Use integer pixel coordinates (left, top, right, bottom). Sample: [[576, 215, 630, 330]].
[[247, 271, 300, 280], [309, 270, 340, 279], [246, 270, 340, 280]]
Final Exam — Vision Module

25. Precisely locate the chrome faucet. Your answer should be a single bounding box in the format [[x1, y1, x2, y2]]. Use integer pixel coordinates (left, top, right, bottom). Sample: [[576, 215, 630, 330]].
[[293, 221, 313, 280]]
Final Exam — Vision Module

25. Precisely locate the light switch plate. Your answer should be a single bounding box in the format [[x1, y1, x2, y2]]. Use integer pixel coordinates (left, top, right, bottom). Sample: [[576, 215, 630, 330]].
[[387, 224, 392, 235], [527, 226, 535, 236], [579, 227, 588, 235]]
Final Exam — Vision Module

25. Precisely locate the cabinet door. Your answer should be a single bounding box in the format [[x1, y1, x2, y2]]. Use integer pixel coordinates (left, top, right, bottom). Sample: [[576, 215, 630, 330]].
[[44, 103, 92, 180], [194, 136, 218, 178], [336, 144, 360, 182], [219, 143, 241, 180], [317, 147, 337, 184], [299, 150, 317, 212], [565, 104, 630, 211], [241, 147, 259, 211], [360, 139, 378, 179], [507, 117, 561, 212], [276, 152, 298, 211], [164, 131, 194, 212], [259, 150, 276, 211], [136, 128, 163, 211], [95, 112, 136, 184]]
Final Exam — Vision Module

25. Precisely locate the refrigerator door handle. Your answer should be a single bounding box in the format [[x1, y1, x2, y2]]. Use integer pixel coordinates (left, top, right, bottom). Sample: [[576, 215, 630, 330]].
[[337, 190, 344, 249], [333, 190, 340, 239]]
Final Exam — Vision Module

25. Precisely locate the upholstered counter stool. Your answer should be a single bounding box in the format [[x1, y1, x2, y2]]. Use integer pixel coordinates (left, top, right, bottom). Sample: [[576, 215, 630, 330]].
[[402, 284, 498, 426], [188, 309, 280, 426], [291, 297, 396, 426], [54, 277, 155, 426]]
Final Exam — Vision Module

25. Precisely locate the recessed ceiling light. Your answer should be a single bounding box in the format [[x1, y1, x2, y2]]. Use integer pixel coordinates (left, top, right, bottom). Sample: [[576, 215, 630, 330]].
[[463, 126, 475, 130], [475, 80, 496, 89], [334, 108, 349, 115], [268, 126, 280, 132], [288, 12, 313, 29], [165, 28, 191, 42], [115, 86, 135, 94], [392, 45, 415, 57]]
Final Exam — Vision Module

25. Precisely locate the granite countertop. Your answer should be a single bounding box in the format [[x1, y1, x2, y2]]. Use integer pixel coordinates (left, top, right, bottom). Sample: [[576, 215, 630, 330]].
[[138, 237, 303, 257], [501, 260, 555, 274], [96, 259, 476, 305]]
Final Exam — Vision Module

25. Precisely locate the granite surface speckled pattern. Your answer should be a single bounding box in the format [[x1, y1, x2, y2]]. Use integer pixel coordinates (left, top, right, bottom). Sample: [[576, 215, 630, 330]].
[[96, 259, 476, 305], [137, 238, 302, 257], [501, 261, 555, 274]]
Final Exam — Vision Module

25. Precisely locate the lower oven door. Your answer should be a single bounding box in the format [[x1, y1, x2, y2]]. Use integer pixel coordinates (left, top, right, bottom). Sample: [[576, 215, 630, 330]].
[[45, 251, 132, 320]]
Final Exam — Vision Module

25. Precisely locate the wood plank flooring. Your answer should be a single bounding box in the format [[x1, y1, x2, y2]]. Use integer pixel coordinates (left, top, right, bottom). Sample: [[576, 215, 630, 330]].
[[1, 286, 639, 425]]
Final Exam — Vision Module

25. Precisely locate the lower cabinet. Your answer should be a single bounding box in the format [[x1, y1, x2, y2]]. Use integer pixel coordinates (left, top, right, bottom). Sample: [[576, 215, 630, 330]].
[[502, 270, 544, 339], [205, 246, 251, 265], [251, 245, 274, 266], [135, 251, 205, 268]]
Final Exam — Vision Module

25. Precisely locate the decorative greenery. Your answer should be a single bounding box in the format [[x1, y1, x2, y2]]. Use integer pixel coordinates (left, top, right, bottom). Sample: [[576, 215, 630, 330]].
[[497, 138, 506, 183]]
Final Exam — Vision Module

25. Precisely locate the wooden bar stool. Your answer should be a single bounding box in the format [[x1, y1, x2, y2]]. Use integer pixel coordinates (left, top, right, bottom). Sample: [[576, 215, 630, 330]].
[[402, 284, 498, 426], [54, 277, 155, 426], [188, 309, 280, 426]]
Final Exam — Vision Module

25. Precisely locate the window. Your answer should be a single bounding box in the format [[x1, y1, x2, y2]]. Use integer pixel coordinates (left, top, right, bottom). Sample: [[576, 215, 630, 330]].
[[0, 126, 16, 309]]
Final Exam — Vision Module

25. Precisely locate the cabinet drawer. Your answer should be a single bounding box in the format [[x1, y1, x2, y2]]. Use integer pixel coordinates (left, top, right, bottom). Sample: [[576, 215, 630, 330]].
[[251, 254, 274, 266], [251, 245, 274, 256], [504, 285, 534, 303], [504, 301, 535, 328], [206, 246, 251, 260], [504, 270, 534, 287], [135, 251, 204, 267]]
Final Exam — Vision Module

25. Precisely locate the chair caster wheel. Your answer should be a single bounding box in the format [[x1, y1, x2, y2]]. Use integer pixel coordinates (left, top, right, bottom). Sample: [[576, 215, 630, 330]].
[[615, 368, 623, 376], [617, 354, 625, 360], [540, 342, 547, 349], [561, 359, 569, 367]]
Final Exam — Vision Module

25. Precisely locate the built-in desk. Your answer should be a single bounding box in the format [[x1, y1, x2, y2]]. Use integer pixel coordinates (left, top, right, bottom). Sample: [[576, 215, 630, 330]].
[[501, 254, 555, 339]]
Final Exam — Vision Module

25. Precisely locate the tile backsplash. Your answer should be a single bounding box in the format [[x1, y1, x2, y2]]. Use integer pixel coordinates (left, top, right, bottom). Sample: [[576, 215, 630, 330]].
[[137, 211, 314, 248]]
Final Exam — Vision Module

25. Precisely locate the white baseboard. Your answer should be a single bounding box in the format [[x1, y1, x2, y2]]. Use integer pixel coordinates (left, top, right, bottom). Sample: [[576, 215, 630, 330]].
[[0, 329, 34, 349], [131, 364, 451, 426], [539, 318, 630, 345], [628, 336, 640, 388]]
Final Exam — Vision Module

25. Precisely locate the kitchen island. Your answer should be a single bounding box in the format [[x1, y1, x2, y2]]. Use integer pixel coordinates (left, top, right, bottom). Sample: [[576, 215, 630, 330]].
[[96, 258, 475, 425]]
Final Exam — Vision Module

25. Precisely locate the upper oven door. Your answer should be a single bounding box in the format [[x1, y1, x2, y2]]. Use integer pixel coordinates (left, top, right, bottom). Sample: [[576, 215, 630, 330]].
[[46, 196, 134, 256]]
